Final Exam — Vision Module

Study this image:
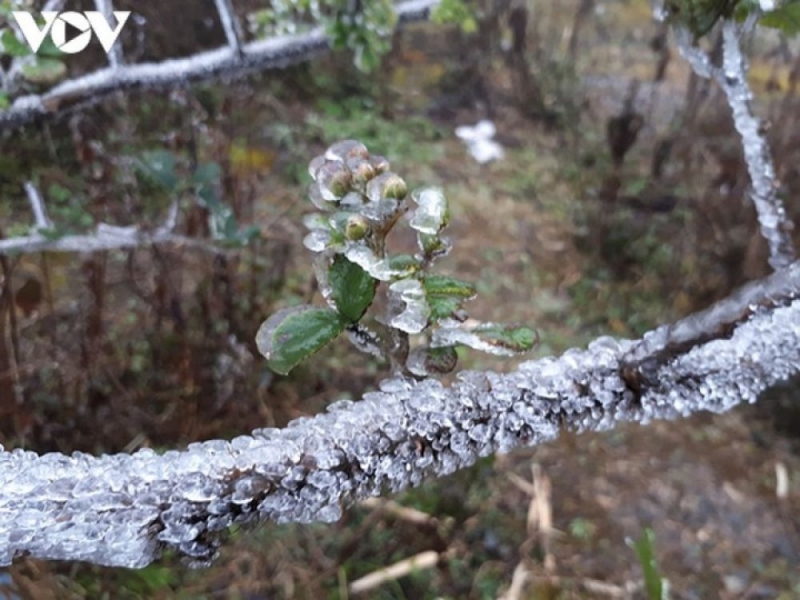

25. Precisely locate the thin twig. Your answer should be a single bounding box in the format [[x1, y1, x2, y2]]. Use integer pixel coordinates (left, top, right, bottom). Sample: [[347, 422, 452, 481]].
[[93, 0, 125, 68], [23, 182, 53, 231], [213, 0, 245, 57]]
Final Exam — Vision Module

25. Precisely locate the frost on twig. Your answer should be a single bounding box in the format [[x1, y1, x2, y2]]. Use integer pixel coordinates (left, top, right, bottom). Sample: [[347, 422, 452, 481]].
[[0, 0, 439, 131], [672, 21, 795, 270], [1, 261, 800, 568], [0, 223, 217, 255]]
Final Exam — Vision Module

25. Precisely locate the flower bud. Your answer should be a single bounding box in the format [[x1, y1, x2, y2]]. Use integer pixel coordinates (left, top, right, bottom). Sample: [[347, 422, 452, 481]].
[[345, 215, 370, 241], [317, 162, 352, 201]]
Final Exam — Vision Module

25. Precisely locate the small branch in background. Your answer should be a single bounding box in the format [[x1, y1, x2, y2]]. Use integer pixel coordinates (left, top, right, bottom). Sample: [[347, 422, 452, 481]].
[[23, 182, 53, 231], [0, 223, 219, 256], [349, 550, 443, 595], [214, 0, 245, 57], [672, 21, 795, 270], [93, 0, 125, 68]]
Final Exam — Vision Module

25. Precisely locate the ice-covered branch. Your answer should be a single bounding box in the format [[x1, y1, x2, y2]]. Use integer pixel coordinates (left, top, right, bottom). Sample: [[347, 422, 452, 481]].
[[0, 222, 217, 255], [2, 261, 800, 568], [672, 21, 795, 270], [0, 0, 439, 131], [93, 0, 125, 68]]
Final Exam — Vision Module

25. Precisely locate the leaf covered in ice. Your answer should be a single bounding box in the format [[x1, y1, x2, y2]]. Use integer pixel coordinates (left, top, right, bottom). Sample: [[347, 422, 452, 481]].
[[410, 187, 449, 234], [328, 255, 377, 322], [388, 279, 431, 334], [256, 305, 346, 375], [431, 321, 537, 356], [423, 275, 476, 321]]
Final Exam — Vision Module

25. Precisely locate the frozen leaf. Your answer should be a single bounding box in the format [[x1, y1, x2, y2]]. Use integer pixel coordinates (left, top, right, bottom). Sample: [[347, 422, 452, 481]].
[[325, 140, 369, 162], [407, 345, 459, 377], [418, 232, 451, 259], [431, 321, 537, 356], [256, 306, 346, 375], [328, 255, 377, 322], [344, 244, 405, 281], [386, 254, 419, 278], [389, 279, 431, 334], [410, 187, 449, 234], [423, 275, 476, 321]]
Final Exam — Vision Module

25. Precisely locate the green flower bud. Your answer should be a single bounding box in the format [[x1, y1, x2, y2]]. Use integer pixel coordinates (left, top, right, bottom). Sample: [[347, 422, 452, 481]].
[[348, 157, 377, 184], [345, 214, 370, 241], [317, 162, 352, 201]]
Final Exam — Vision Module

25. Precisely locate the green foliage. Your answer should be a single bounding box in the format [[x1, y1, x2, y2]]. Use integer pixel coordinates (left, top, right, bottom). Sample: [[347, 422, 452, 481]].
[[256, 305, 347, 375], [664, 0, 739, 36], [432, 0, 477, 33], [758, 0, 800, 34], [630, 529, 670, 600], [246, 0, 398, 72], [329, 254, 377, 322], [137, 150, 258, 246], [256, 139, 537, 377]]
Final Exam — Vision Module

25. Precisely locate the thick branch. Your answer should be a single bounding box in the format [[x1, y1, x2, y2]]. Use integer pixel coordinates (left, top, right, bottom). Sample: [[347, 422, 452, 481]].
[[1, 262, 800, 568], [0, 0, 438, 131], [673, 22, 795, 270]]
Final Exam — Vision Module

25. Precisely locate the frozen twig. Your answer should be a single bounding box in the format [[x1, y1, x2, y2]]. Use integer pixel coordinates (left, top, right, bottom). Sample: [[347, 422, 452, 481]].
[[214, 0, 245, 57], [0, 0, 439, 130], [672, 21, 795, 270], [1, 261, 800, 568], [23, 182, 53, 231], [0, 222, 218, 255], [93, 0, 125, 67]]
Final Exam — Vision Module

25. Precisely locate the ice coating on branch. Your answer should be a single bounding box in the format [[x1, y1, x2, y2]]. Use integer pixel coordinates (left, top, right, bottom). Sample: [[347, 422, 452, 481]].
[[2, 264, 800, 568], [673, 20, 795, 270]]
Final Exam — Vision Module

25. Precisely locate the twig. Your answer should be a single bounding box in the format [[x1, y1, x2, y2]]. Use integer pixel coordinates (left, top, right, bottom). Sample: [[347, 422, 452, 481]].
[[672, 21, 795, 270], [23, 182, 53, 231], [0, 223, 219, 255], [214, 0, 245, 57], [349, 550, 442, 595], [0, 0, 440, 131], [93, 0, 125, 68]]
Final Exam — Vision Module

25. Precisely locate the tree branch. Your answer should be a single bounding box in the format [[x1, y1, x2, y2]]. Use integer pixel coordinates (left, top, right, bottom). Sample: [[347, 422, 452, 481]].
[[672, 22, 795, 270], [0, 0, 439, 131], [1, 262, 799, 568], [0, 223, 218, 255]]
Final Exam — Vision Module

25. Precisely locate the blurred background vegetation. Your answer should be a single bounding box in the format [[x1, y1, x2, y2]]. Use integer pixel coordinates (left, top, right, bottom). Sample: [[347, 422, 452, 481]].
[[1, 0, 800, 597]]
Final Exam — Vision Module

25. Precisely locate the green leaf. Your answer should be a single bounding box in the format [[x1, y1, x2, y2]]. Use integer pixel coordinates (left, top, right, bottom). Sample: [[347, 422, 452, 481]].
[[665, 0, 738, 37], [423, 275, 476, 320], [1, 29, 30, 57], [760, 2, 800, 35], [475, 324, 538, 353], [329, 255, 377, 322], [256, 305, 346, 375], [138, 150, 179, 191], [21, 57, 66, 84], [630, 529, 666, 600]]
